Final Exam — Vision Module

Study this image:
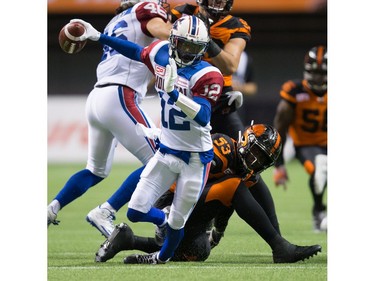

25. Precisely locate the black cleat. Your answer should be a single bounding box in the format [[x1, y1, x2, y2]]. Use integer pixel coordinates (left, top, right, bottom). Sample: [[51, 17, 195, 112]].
[[273, 242, 322, 263], [124, 252, 166, 264], [95, 222, 135, 262]]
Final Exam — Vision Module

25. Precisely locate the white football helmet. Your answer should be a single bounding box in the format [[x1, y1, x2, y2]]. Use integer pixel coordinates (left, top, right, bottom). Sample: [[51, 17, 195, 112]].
[[169, 15, 210, 67]]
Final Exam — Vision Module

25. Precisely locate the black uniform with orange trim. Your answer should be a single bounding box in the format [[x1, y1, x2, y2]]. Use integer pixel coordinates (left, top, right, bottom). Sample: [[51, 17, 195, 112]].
[[280, 79, 327, 148], [171, 4, 251, 139], [277, 79, 327, 175], [153, 133, 280, 261]]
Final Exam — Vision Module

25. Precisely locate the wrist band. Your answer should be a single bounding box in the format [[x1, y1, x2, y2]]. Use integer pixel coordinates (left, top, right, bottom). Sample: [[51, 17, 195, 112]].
[[207, 40, 221, 58]]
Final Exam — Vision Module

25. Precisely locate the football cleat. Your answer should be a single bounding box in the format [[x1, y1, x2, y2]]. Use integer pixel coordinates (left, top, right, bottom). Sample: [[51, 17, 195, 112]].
[[95, 222, 135, 262], [273, 241, 322, 263], [124, 252, 166, 264], [86, 205, 116, 238], [47, 205, 60, 226], [154, 206, 170, 246]]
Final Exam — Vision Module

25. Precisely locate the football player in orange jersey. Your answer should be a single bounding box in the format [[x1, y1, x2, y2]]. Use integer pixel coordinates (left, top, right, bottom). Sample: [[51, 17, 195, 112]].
[[273, 45, 327, 232], [94, 124, 322, 264], [171, 0, 251, 139]]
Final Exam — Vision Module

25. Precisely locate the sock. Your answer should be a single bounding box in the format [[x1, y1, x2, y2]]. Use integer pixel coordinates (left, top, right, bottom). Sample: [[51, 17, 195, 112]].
[[54, 169, 103, 208], [127, 207, 165, 226], [158, 225, 184, 262], [107, 166, 145, 211], [100, 202, 116, 214]]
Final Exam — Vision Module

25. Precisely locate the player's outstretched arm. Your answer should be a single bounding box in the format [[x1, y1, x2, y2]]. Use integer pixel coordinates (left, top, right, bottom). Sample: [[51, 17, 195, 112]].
[[70, 18, 143, 62]]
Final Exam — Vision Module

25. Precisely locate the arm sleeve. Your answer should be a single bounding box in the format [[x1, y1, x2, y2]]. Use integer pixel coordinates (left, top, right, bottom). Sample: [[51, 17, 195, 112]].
[[169, 91, 211, 127], [192, 96, 211, 126], [99, 34, 143, 62]]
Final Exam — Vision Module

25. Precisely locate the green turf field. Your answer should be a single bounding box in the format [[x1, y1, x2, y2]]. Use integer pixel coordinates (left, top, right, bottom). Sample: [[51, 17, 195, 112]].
[[48, 160, 327, 281]]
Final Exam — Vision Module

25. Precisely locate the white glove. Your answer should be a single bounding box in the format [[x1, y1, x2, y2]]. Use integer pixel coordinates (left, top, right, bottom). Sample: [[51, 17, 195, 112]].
[[164, 58, 178, 93], [135, 123, 161, 140], [70, 19, 101, 41], [226, 91, 243, 109]]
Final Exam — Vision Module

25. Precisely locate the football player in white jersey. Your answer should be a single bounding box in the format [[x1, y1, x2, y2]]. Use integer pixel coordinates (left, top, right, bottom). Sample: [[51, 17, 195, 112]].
[[74, 14, 224, 264], [47, 0, 172, 231]]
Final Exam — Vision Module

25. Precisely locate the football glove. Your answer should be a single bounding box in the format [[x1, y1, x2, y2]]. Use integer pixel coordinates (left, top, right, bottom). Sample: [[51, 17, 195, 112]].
[[70, 19, 101, 41], [164, 58, 178, 94], [273, 165, 288, 190], [207, 227, 224, 249], [135, 123, 161, 140], [226, 91, 243, 109]]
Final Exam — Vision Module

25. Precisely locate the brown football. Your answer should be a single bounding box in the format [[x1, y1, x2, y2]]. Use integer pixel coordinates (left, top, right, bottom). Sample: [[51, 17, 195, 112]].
[[58, 21, 87, 54]]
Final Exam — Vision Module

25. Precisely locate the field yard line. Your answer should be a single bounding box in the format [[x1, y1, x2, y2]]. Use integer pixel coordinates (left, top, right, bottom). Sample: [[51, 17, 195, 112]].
[[49, 265, 326, 270]]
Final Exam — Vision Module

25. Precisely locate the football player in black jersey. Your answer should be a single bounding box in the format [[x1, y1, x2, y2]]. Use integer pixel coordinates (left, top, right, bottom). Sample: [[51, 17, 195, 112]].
[[95, 124, 322, 264]]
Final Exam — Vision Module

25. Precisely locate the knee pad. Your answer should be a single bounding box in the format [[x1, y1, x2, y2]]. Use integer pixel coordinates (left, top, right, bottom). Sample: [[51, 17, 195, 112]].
[[313, 154, 327, 195]]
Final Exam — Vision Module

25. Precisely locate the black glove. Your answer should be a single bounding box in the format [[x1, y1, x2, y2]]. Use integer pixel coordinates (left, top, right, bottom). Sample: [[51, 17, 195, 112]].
[[207, 228, 224, 249]]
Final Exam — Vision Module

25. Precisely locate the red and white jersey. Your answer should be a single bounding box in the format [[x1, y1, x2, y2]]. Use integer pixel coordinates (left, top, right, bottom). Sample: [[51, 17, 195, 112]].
[[140, 40, 223, 152], [95, 1, 169, 97]]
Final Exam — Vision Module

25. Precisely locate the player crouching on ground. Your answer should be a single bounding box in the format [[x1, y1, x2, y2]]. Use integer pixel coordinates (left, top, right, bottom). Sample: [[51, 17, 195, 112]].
[[95, 124, 322, 263]]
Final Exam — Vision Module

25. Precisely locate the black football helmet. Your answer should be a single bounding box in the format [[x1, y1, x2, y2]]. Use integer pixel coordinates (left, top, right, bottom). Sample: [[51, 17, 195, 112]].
[[304, 45, 327, 97], [237, 124, 282, 178], [196, 0, 233, 22]]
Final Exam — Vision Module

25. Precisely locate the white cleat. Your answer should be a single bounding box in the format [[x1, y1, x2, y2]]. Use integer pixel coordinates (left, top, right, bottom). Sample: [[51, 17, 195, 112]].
[[86, 205, 116, 238], [47, 205, 60, 226]]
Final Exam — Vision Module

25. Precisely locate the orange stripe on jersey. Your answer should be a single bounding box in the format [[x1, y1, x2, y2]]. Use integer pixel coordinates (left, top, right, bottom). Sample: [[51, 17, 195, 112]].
[[280, 90, 296, 104], [304, 160, 315, 175], [205, 177, 241, 207]]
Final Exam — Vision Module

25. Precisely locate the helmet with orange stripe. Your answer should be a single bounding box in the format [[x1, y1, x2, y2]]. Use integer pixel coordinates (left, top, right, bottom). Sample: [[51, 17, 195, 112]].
[[304, 45, 327, 97], [237, 124, 282, 177]]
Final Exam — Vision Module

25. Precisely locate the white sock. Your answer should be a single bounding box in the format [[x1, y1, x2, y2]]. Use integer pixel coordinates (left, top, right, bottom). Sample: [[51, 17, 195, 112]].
[[100, 202, 116, 213]]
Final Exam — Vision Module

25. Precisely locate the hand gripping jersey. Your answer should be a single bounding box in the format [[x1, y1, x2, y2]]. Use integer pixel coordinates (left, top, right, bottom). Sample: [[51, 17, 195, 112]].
[[96, 1, 169, 97], [280, 79, 327, 147], [141, 40, 223, 152], [171, 4, 251, 88]]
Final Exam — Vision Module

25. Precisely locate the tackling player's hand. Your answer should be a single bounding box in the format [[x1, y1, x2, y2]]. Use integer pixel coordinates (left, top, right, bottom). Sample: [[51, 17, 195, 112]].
[[273, 165, 288, 190], [226, 91, 243, 109], [70, 19, 101, 41], [207, 228, 224, 249]]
